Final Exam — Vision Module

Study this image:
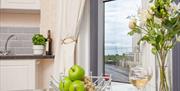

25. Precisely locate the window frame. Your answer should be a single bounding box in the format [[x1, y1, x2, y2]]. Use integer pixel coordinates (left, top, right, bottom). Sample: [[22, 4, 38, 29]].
[[101, 0, 136, 83], [89, 0, 106, 77], [90, 0, 136, 83], [91, 0, 131, 83]]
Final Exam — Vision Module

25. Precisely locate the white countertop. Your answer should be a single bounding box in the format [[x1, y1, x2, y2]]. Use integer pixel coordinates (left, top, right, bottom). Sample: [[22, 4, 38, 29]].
[[11, 82, 138, 91], [111, 82, 137, 91]]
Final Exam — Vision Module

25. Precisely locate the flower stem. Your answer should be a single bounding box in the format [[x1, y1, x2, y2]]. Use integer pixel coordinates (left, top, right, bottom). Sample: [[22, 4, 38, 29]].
[[158, 54, 170, 91]]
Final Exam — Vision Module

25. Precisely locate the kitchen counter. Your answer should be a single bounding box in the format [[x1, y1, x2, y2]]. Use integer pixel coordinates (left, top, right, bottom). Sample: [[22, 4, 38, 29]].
[[0, 55, 54, 60], [0, 55, 54, 91], [10, 83, 140, 91]]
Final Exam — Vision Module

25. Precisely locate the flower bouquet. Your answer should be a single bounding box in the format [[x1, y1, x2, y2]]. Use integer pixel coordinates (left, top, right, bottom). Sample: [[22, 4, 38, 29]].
[[128, 0, 180, 91]]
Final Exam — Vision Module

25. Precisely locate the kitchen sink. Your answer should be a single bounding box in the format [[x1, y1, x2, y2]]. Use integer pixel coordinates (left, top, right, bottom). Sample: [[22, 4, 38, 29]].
[[0, 50, 9, 56]]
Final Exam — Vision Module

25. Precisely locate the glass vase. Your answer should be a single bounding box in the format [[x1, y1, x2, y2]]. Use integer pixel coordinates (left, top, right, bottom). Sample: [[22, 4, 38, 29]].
[[156, 52, 172, 91]]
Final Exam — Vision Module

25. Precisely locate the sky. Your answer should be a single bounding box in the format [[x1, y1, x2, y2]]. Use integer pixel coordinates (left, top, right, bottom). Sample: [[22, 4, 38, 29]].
[[105, 0, 141, 55]]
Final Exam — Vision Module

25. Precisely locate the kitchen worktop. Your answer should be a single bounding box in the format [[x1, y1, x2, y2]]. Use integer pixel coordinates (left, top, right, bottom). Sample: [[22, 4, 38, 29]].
[[10, 83, 140, 91], [0, 55, 54, 60]]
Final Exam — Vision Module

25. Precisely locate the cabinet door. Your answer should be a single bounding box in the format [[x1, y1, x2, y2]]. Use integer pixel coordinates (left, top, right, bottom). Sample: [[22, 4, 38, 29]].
[[0, 0, 40, 10], [0, 60, 36, 91]]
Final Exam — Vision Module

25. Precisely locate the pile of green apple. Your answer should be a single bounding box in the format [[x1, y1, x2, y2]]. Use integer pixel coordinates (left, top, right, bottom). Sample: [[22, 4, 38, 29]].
[[59, 65, 86, 91]]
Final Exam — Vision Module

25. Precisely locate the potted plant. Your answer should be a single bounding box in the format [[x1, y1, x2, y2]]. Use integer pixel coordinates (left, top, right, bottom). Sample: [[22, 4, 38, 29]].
[[128, 0, 180, 91], [32, 34, 47, 55]]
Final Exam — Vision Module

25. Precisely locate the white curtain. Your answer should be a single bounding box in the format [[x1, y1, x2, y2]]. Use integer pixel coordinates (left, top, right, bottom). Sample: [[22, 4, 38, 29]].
[[54, 0, 86, 76]]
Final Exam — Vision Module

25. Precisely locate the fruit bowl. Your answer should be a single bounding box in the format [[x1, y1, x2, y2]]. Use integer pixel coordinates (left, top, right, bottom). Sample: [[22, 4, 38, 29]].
[[49, 73, 112, 91]]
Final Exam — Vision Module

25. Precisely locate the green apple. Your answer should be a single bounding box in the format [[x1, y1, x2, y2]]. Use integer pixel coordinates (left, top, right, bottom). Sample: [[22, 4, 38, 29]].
[[69, 65, 85, 81], [59, 77, 72, 91], [69, 80, 85, 91]]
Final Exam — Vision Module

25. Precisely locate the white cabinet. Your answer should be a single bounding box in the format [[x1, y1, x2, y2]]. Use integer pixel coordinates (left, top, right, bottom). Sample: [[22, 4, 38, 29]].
[[0, 0, 40, 10], [0, 60, 37, 91]]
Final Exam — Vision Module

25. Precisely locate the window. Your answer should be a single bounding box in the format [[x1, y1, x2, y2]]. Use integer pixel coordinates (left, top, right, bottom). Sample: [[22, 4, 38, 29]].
[[103, 0, 141, 82]]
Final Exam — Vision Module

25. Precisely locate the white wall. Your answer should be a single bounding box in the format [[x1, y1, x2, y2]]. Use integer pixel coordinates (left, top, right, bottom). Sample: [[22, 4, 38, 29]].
[[38, 0, 56, 88], [36, 60, 54, 88], [0, 12, 40, 27], [40, 0, 56, 53]]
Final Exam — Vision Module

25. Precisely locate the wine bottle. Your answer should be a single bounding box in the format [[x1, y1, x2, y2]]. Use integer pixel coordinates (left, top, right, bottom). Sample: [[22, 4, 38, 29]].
[[46, 30, 52, 55]]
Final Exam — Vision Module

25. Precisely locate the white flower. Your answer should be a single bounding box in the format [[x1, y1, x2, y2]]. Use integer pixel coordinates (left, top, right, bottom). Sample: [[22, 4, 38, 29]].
[[129, 17, 137, 29], [148, 8, 154, 15], [138, 9, 153, 24], [138, 9, 147, 23], [171, 2, 180, 10], [146, 9, 153, 19], [154, 17, 162, 25], [167, 2, 180, 14]]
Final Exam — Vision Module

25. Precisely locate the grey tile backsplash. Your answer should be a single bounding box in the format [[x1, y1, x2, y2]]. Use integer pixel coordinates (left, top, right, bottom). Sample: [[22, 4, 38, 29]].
[[0, 27, 39, 55]]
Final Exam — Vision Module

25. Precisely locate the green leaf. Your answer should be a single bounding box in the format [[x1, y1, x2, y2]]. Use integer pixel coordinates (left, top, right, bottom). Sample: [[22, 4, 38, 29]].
[[149, 40, 156, 45], [137, 35, 150, 45], [156, 35, 161, 43], [128, 31, 135, 35], [152, 48, 158, 55], [32, 34, 47, 45]]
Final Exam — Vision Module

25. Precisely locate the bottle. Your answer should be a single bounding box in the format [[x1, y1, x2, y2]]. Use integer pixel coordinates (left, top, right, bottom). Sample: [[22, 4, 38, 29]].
[[46, 30, 52, 55]]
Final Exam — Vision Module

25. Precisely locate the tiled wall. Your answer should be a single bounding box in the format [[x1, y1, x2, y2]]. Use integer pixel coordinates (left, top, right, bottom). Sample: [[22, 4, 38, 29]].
[[0, 27, 39, 55]]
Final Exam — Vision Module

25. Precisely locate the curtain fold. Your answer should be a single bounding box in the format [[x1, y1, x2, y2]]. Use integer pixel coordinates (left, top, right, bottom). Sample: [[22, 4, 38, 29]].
[[54, 0, 86, 76]]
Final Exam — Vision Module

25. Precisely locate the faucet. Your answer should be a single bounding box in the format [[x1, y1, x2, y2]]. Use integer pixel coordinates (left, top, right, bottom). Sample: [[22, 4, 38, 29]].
[[0, 34, 16, 55], [5, 34, 15, 51]]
